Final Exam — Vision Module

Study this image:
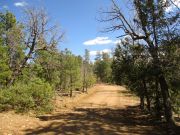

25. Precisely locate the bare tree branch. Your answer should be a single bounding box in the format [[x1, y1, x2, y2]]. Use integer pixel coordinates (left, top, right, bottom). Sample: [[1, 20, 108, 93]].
[[8, 7, 64, 86]]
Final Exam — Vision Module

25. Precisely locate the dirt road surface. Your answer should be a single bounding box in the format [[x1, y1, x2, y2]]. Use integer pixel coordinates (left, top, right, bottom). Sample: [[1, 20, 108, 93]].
[[0, 84, 177, 135]]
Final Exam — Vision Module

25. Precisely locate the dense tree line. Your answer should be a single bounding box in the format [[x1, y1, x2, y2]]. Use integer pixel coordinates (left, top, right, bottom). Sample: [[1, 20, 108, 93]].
[[0, 10, 96, 113], [94, 52, 112, 83], [102, 0, 179, 128]]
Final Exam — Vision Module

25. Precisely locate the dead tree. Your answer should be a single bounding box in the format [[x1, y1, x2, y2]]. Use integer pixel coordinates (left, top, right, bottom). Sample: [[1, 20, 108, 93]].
[[8, 8, 64, 86]]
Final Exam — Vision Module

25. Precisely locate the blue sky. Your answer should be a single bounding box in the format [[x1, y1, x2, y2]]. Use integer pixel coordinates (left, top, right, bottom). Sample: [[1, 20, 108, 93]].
[[0, 0, 129, 60], [2, 0, 178, 60]]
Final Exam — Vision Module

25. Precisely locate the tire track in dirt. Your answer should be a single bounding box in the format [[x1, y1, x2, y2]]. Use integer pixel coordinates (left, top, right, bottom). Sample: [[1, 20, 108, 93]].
[[0, 84, 169, 135]]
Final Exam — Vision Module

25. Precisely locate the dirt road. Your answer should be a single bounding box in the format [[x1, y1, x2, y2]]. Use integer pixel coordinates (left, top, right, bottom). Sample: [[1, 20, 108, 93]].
[[0, 84, 169, 135], [77, 85, 139, 109]]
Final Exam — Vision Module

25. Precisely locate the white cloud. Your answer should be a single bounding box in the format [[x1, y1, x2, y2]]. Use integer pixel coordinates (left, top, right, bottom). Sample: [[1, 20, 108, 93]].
[[83, 37, 114, 46], [89, 49, 112, 56], [83, 36, 130, 46], [89, 51, 98, 56], [14, 1, 28, 7], [101, 49, 112, 53]]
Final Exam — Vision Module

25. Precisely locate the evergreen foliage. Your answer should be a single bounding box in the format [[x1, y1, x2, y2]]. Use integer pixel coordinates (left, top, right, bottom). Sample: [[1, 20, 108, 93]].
[[103, 0, 180, 126], [0, 10, 96, 113]]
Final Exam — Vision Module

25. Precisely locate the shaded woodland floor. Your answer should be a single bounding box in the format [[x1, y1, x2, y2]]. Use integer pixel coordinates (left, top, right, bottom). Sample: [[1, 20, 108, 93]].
[[0, 84, 180, 135], [25, 106, 169, 135]]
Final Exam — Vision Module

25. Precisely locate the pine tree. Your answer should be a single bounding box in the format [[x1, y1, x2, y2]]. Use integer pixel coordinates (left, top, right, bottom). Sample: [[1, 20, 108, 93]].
[[101, 0, 179, 126]]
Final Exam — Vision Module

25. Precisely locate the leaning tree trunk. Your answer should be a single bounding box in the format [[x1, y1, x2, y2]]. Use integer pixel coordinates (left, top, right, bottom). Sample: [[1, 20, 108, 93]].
[[7, 33, 36, 87], [7, 68, 21, 86], [149, 45, 175, 126], [158, 74, 175, 126]]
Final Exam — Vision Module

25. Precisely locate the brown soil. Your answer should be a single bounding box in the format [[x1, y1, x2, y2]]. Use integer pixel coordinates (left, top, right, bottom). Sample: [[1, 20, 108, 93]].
[[0, 84, 179, 135]]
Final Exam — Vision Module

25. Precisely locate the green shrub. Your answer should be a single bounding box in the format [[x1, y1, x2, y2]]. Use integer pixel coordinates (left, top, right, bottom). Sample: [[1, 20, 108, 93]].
[[0, 78, 54, 113], [87, 74, 96, 87]]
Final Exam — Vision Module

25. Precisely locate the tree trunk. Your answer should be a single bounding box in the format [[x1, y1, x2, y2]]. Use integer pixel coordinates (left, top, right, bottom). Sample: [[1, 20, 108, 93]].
[[140, 95, 145, 110], [140, 82, 145, 110], [155, 77, 161, 120], [83, 68, 85, 93], [70, 88, 72, 97], [149, 45, 174, 125], [70, 74, 73, 97], [85, 82, 88, 93], [7, 69, 20, 86], [82, 63, 86, 93], [158, 75, 175, 126], [143, 79, 151, 111]]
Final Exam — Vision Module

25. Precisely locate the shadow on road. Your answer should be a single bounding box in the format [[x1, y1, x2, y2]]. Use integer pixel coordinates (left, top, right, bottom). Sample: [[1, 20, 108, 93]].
[[24, 105, 174, 135]]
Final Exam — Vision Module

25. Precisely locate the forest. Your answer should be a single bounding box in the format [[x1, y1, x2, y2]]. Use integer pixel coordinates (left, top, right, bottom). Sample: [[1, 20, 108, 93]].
[[0, 0, 180, 134], [0, 8, 114, 113]]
